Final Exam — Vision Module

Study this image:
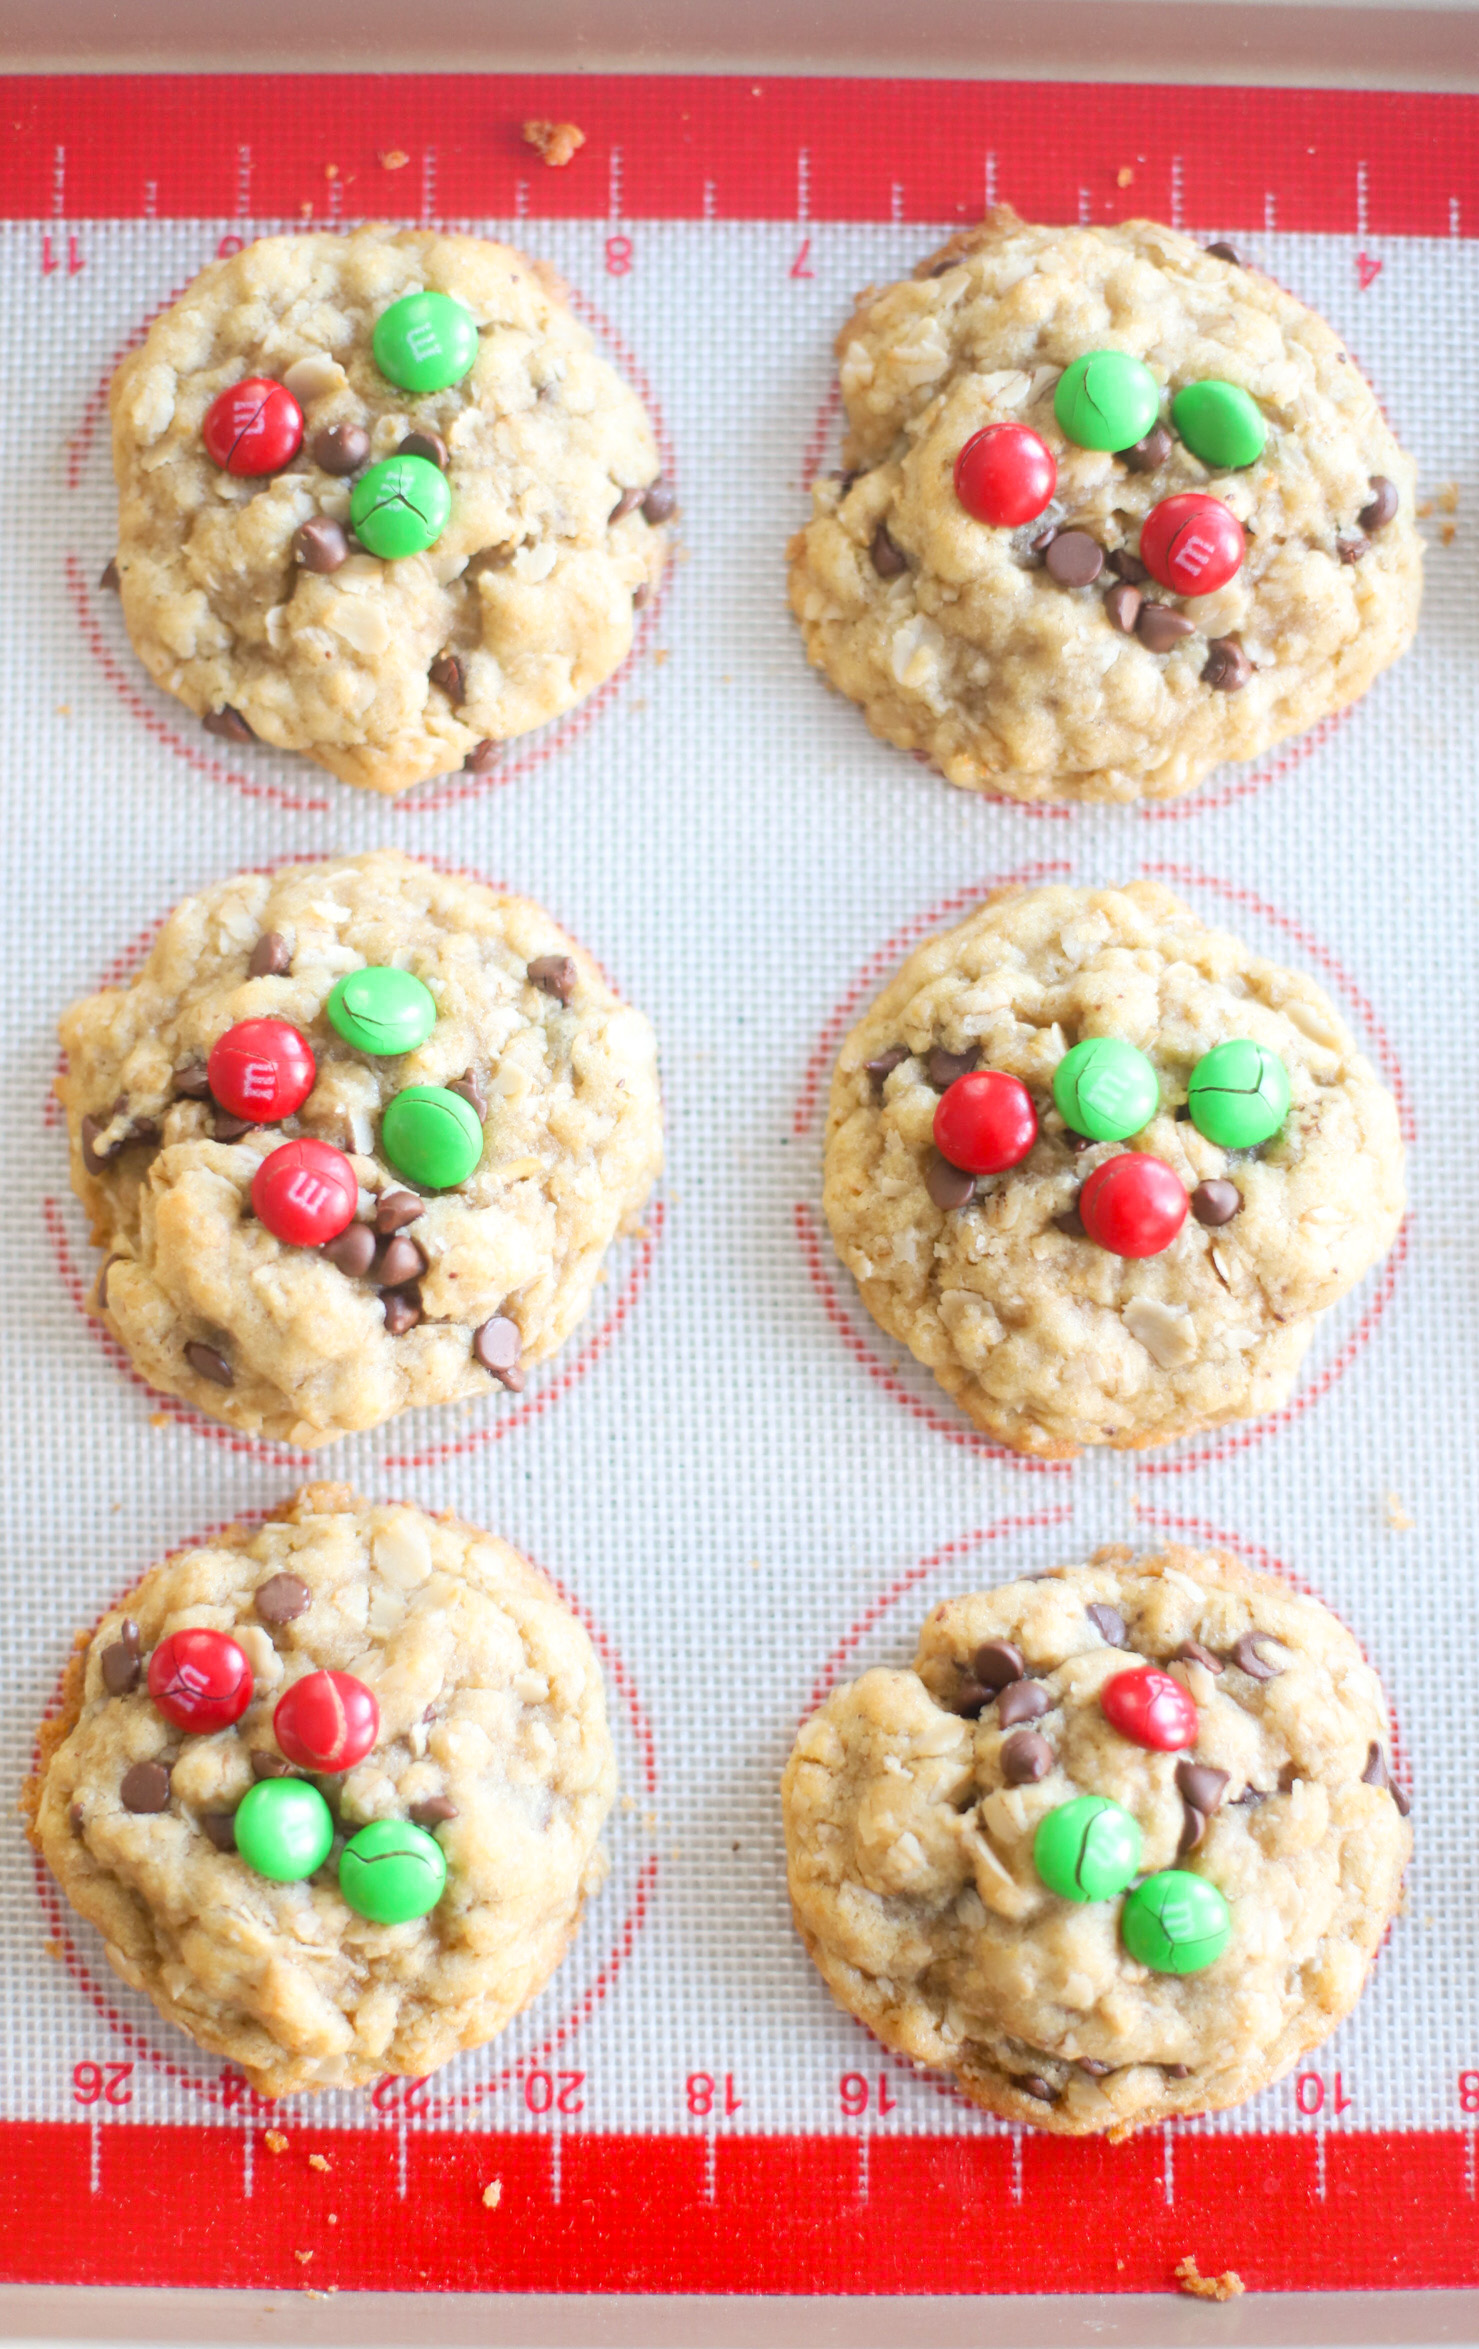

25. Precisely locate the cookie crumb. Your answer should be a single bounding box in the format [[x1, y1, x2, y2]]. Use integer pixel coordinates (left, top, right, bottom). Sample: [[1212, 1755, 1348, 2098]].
[[1439, 481, 1460, 513], [522, 119, 586, 169], [308, 2153, 331, 2172], [1383, 1490, 1414, 1531], [149, 1412, 170, 1428], [43, 1938, 62, 1960], [324, 164, 339, 182], [265, 2131, 289, 2154], [295, 2250, 313, 2265], [379, 149, 409, 170], [1175, 2255, 1244, 2301], [482, 2179, 502, 2208], [1117, 167, 1134, 187], [1441, 520, 1457, 546]]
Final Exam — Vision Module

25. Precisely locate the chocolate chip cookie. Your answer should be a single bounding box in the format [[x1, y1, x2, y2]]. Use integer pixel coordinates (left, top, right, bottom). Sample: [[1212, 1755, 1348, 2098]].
[[25, 1485, 617, 2097], [782, 1546, 1410, 2135], [789, 211, 1421, 803], [59, 852, 662, 1447], [823, 881, 1404, 1457], [109, 229, 668, 794]]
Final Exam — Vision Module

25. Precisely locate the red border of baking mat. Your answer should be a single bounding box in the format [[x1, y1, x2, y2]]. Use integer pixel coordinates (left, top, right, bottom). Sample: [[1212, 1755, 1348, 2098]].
[[6, 72, 1478, 2298]]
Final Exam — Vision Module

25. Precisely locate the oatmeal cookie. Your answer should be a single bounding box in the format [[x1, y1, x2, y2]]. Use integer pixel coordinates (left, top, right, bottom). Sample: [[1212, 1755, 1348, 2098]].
[[823, 882, 1403, 1457], [59, 852, 662, 1447], [782, 1546, 1410, 2135], [25, 1485, 617, 2097], [788, 211, 1420, 803], [109, 228, 668, 795]]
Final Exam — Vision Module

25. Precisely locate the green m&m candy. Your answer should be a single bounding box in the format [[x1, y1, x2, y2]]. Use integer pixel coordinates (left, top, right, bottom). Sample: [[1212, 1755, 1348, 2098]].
[[1054, 351, 1161, 452], [1120, 1868, 1230, 1974], [327, 967, 437, 1057], [372, 290, 479, 394], [350, 454, 451, 559], [1186, 1040, 1291, 1148], [1034, 1795, 1143, 1903], [1053, 1038, 1160, 1142], [1171, 380, 1267, 471], [381, 1084, 483, 1189], [232, 1778, 335, 1882], [339, 1818, 447, 1922]]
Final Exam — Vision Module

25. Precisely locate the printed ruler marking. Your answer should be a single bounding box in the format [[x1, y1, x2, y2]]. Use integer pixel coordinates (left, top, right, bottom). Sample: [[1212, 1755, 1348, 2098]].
[[242, 2124, 254, 2202]]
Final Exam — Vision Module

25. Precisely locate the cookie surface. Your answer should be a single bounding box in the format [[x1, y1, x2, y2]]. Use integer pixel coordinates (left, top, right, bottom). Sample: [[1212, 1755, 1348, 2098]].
[[26, 1486, 617, 2097], [110, 229, 666, 795], [59, 851, 662, 1447], [823, 882, 1404, 1457], [789, 212, 1421, 803], [782, 1547, 1410, 2135]]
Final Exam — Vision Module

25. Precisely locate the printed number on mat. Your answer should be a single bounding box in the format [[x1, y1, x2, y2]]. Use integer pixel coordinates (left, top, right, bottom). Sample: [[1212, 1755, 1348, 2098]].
[[1294, 2071, 1354, 2116], [525, 2070, 585, 2115], [686, 2073, 743, 2117], [73, 2061, 132, 2105], [840, 2073, 896, 2118]]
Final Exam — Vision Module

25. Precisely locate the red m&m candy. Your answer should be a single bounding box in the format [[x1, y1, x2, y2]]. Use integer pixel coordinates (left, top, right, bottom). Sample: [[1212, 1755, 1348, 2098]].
[[208, 1019, 316, 1124], [202, 378, 304, 476], [954, 424, 1057, 528], [1101, 1667, 1199, 1751], [1138, 494, 1245, 597], [252, 1139, 358, 1248], [1078, 1153, 1187, 1258], [274, 1670, 380, 1772], [148, 1628, 254, 1732], [933, 1071, 1038, 1175]]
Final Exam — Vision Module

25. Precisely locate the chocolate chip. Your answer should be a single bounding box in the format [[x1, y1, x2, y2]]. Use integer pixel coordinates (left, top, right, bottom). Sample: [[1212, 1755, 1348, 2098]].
[[172, 1061, 212, 1099], [200, 1813, 238, 1851], [1191, 1179, 1241, 1226], [1278, 1761, 1300, 1793], [79, 1115, 113, 1176], [610, 486, 644, 522], [1232, 1784, 1267, 1807], [1336, 537, 1367, 565], [1045, 530, 1104, 588], [254, 1572, 311, 1627], [927, 1047, 976, 1089], [202, 706, 254, 744], [409, 1796, 458, 1826], [1077, 2058, 1111, 2077], [864, 1045, 908, 1090], [1136, 604, 1195, 653], [375, 1192, 423, 1235], [382, 1289, 422, 1336], [1104, 581, 1142, 633], [997, 1680, 1050, 1728], [870, 523, 908, 578], [294, 516, 349, 573], [951, 1678, 989, 1719], [1359, 475, 1399, 533], [100, 1633, 141, 1696], [377, 1234, 428, 1288], [430, 652, 466, 703], [1177, 1801, 1207, 1857], [447, 1072, 486, 1119], [324, 1222, 377, 1277], [972, 1640, 1026, 1690], [1361, 1742, 1409, 1811], [473, 1314, 524, 1388], [1229, 1632, 1281, 1680], [1001, 1730, 1053, 1785], [120, 1761, 171, 1814], [463, 739, 501, 772], [632, 582, 650, 610], [248, 931, 291, 979], [69, 1801, 86, 1835], [1176, 1762, 1229, 1814], [1086, 1604, 1128, 1648], [1164, 2063, 1191, 2078], [1108, 549, 1148, 584], [184, 1340, 233, 1387], [1122, 423, 1173, 474], [1052, 1206, 1086, 1238], [95, 1255, 125, 1313], [1202, 637, 1252, 692], [1393, 1781, 1412, 1818], [926, 256, 961, 279], [100, 556, 121, 591], [311, 422, 370, 475], [528, 953, 577, 1004], [1020, 2076, 1056, 2103], [399, 429, 448, 469], [642, 478, 676, 524], [926, 1155, 976, 1211], [1205, 241, 1243, 265], [251, 1751, 295, 1780], [212, 1109, 257, 1142], [1175, 1639, 1224, 1675]]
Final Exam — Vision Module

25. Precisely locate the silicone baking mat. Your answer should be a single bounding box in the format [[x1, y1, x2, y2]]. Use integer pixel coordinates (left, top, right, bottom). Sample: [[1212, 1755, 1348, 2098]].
[[1, 70, 1477, 2302]]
